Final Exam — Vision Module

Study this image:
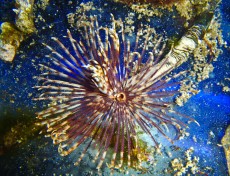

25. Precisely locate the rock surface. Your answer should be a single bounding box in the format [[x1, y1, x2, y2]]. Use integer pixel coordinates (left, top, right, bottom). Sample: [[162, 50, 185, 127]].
[[221, 125, 230, 175]]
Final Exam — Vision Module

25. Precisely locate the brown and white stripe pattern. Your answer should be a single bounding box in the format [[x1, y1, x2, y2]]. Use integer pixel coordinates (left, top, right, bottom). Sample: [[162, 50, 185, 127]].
[[34, 14, 200, 170]]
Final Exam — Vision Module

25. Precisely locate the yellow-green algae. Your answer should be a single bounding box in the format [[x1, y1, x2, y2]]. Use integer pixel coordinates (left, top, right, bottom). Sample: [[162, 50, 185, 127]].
[[112, 0, 221, 22], [14, 0, 36, 34], [0, 107, 42, 156], [0, 0, 36, 62], [221, 125, 230, 175], [0, 22, 24, 62]]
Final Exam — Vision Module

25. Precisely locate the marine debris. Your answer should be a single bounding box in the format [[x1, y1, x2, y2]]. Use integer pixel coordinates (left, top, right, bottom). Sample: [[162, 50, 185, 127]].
[[0, 0, 35, 62]]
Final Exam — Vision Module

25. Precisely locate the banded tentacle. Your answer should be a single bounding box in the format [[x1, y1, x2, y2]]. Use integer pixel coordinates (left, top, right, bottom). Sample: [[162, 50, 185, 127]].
[[34, 14, 203, 170]]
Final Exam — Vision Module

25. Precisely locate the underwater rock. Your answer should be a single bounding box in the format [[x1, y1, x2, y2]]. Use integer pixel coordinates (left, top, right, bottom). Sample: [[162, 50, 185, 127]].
[[13, 0, 36, 34], [0, 22, 24, 62], [221, 125, 230, 175], [0, 0, 36, 62], [3, 121, 39, 148]]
